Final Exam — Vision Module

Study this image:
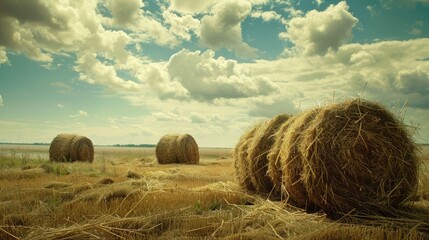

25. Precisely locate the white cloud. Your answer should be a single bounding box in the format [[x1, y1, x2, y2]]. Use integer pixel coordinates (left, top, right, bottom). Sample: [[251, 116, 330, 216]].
[[169, 0, 218, 14], [245, 38, 429, 112], [143, 64, 189, 100], [162, 10, 200, 41], [69, 110, 88, 118], [395, 69, 429, 96], [248, 94, 301, 117], [75, 53, 141, 92], [165, 49, 279, 101], [283, 1, 358, 56], [251, 10, 282, 22], [57, 104, 64, 109], [0, 95, 3, 107], [199, 0, 258, 57], [104, 0, 179, 46]]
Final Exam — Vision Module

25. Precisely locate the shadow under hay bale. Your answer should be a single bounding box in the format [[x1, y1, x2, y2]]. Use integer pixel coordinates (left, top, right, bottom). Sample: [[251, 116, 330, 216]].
[[233, 121, 264, 193], [247, 114, 291, 197], [300, 99, 418, 218], [156, 134, 199, 164], [49, 133, 94, 163]]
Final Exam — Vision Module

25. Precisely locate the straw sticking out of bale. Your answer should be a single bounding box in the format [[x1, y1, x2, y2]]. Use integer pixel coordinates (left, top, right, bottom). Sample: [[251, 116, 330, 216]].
[[156, 134, 199, 164], [233, 121, 264, 193], [247, 114, 291, 197], [279, 108, 320, 209], [300, 99, 418, 217], [49, 133, 94, 163]]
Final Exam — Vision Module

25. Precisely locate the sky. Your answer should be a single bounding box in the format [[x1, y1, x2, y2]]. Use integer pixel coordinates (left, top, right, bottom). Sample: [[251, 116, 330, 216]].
[[0, 0, 429, 147]]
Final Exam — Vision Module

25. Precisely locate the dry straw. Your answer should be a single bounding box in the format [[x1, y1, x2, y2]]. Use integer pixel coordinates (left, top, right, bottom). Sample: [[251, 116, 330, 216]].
[[300, 99, 418, 217], [49, 133, 94, 163], [156, 134, 199, 164], [277, 108, 320, 209], [233, 121, 264, 193], [247, 114, 291, 197]]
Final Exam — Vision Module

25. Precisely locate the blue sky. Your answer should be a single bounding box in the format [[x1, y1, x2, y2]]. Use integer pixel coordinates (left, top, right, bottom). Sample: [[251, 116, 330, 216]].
[[0, 0, 428, 147]]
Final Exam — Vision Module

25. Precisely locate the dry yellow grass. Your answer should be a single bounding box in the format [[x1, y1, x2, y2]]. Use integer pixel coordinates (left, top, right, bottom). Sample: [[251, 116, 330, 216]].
[[0, 144, 428, 239]]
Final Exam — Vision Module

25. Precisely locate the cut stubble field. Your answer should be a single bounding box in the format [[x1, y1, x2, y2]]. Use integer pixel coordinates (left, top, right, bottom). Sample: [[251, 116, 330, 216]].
[[0, 144, 429, 239]]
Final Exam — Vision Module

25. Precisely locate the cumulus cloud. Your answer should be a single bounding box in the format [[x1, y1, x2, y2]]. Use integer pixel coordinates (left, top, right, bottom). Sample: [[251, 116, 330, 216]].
[[105, 0, 178, 46], [283, 1, 358, 56], [248, 94, 300, 117], [169, 0, 218, 14], [162, 10, 200, 41], [75, 53, 141, 92], [199, 0, 258, 57], [165, 49, 279, 101], [395, 69, 429, 95], [143, 64, 189, 100], [0, 0, 176, 93], [250, 10, 282, 22]]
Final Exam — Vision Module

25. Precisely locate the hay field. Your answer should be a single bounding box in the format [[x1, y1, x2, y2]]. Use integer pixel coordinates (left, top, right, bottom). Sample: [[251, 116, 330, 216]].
[[0, 144, 429, 239]]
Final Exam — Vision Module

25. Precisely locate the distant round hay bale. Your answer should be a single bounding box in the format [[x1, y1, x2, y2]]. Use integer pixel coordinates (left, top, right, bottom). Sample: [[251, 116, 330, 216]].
[[156, 134, 199, 164], [177, 134, 199, 164], [279, 108, 320, 209], [300, 99, 418, 217], [247, 114, 291, 196], [233, 121, 264, 193], [49, 133, 94, 163], [70, 135, 94, 163]]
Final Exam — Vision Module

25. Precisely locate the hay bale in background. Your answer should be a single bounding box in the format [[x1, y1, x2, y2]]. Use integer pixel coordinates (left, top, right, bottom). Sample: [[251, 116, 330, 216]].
[[177, 134, 200, 164], [247, 114, 291, 197], [300, 99, 418, 217], [233, 121, 264, 193], [156, 134, 199, 164], [279, 108, 320, 209], [70, 135, 94, 163], [49, 133, 94, 163]]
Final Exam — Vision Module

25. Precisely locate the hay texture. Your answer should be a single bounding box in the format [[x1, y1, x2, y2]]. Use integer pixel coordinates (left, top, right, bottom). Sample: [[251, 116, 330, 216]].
[[233, 121, 264, 193], [300, 99, 418, 217], [49, 133, 94, 163], [156, 134, 199, 164], [247, 114, 291, 196], [277, 108, 320, 209]]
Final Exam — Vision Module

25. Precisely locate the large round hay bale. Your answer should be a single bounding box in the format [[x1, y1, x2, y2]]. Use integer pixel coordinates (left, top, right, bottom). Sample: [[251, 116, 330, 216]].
[[49, 133, 94, 163], [156, 134, 180, 164], [233, 121, 264, 193], [278, 108, 320, 209], [267, 116, 297, 196], [156, 134, 199, 164], [247, 114, 291, 197], [300, 99, 418, 217], [177, 134, 199, 164]]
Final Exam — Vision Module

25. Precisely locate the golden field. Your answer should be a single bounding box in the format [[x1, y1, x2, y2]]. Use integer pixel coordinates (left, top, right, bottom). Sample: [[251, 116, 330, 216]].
[[0, 144, 428, 239]]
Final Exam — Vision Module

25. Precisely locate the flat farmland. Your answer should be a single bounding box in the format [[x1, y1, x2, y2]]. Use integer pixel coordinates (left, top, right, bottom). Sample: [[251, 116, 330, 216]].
[[0, 144, 428, 239]]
